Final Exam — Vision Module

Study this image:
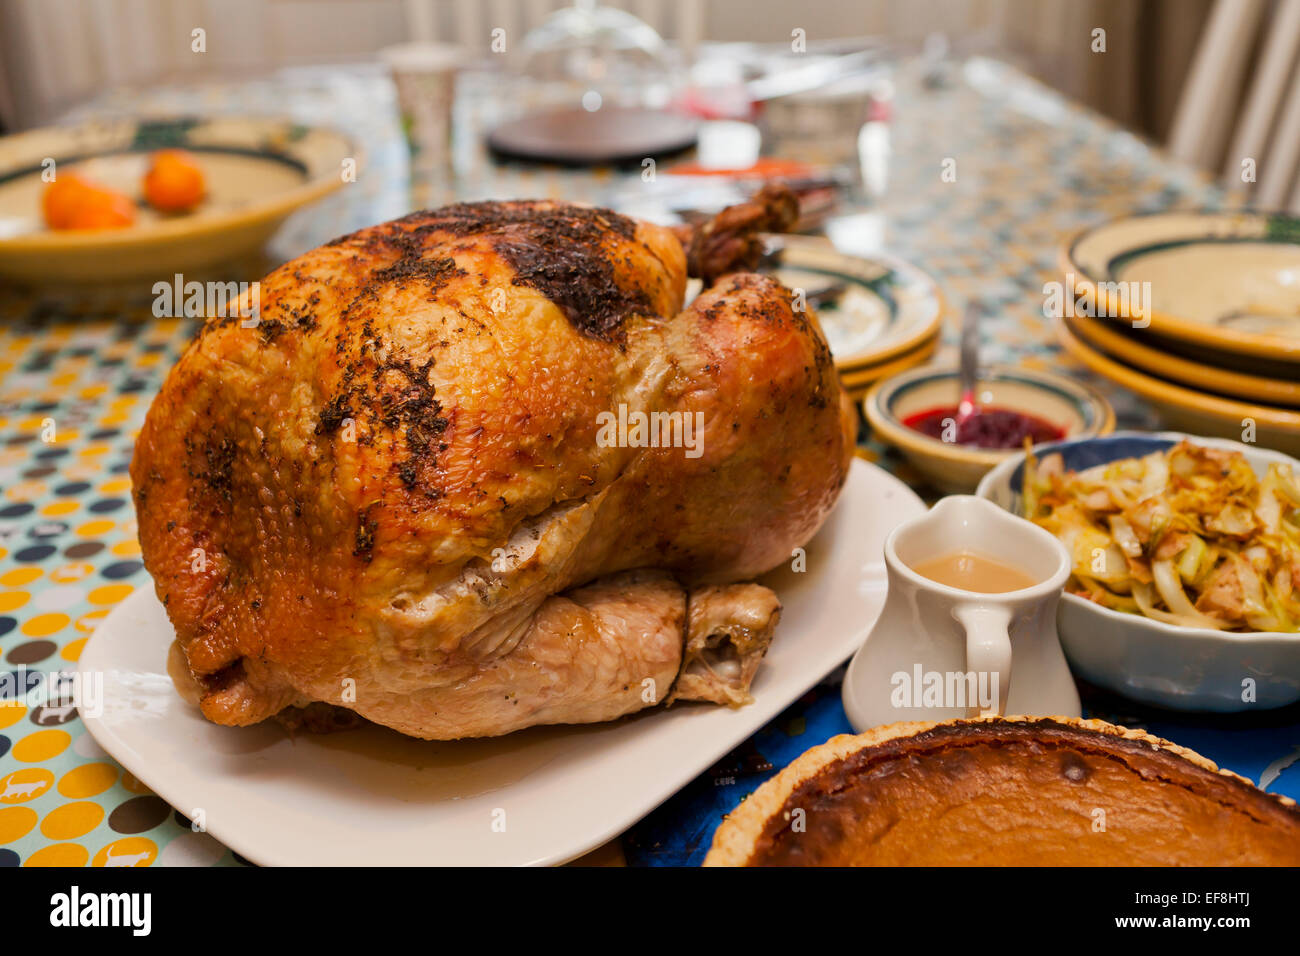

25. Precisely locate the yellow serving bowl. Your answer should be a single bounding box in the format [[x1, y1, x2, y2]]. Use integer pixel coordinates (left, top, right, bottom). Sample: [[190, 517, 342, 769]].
[[0, 115, 357, 283]]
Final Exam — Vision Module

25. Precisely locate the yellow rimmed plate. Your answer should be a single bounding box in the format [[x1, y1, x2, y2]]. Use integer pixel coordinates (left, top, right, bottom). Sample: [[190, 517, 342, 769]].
[[759, 235, 945, 371], [1054, 313, 1300, 455], [1066, 312, 1300, 407], [1062, 210, 1300, 369], [839, 330, 939, 399], [0, 115, 358, 283]]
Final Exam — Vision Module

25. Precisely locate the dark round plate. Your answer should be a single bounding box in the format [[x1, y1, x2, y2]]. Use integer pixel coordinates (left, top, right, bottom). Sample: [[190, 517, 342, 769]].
[[487, 107, 699, 166]]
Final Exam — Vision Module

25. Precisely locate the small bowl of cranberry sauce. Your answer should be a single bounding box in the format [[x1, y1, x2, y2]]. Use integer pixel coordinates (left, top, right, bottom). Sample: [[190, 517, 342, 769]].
[[863, 364, 1115, 493]]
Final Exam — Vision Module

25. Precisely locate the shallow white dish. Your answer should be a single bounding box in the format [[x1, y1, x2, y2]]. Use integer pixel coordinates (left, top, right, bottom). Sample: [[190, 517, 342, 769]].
[[977, 432, 1300, 712], [79, 457, 923, 866]]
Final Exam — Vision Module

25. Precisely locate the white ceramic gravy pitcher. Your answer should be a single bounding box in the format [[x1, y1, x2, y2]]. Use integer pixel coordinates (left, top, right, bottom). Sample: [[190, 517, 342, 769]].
[[842, 495, 1080, 730]]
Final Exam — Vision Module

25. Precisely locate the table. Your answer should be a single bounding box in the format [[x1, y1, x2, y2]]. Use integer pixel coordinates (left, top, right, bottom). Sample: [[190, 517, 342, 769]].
[[1, 57, 1296, 868]]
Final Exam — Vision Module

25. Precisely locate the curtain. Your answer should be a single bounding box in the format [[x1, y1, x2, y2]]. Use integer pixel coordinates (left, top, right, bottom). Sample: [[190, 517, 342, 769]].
[[0, 0, 1213, 147]]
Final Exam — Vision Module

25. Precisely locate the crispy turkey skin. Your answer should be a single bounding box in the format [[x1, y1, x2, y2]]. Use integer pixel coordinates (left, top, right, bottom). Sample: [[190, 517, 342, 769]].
[[131, 199, 855, 739]]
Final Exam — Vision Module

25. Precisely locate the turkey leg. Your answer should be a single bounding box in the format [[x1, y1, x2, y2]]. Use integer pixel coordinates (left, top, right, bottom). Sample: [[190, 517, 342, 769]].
[[670, 584, 780, 706], [255, 574, 781, 738], [675, 182, 800, 286]]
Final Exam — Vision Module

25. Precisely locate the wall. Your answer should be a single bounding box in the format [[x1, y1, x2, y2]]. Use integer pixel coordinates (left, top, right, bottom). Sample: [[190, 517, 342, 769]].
[[0, 0, 1209, 142]]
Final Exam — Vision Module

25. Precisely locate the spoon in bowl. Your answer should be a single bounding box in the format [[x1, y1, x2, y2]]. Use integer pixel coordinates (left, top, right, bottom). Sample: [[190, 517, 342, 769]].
[[955, 302, 982, 429]]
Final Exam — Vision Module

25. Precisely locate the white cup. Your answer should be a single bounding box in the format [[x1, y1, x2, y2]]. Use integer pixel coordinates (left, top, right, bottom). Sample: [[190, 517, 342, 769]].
[[380, 42, 467, 199], [842, 495, 1080, 731]]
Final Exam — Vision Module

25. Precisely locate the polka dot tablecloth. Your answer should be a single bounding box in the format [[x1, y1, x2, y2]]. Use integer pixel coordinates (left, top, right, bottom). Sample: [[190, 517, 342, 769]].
[[0, 314, 247, 866], [2, 57, 1298, 868]]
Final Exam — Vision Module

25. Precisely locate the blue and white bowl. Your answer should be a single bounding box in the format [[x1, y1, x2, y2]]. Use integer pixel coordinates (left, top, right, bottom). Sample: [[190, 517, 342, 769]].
[[977, 431, 1300, 712]]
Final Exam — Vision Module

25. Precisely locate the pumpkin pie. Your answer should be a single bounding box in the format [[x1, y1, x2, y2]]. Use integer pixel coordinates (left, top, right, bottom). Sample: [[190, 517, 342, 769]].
[[705, 716, 1300, 866]]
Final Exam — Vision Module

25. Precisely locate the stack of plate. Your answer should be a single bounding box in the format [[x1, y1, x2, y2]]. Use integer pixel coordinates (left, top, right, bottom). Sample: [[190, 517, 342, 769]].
[[1059, 211, 1300, 455], [758, 235, 944, 400]]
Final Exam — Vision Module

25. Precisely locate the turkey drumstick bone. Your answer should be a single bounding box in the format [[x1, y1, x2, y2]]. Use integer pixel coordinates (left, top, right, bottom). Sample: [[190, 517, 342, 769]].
[[674, 183, 800, 287]]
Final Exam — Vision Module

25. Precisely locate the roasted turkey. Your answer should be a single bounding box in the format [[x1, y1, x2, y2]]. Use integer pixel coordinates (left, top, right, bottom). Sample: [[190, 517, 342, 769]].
[[132, 188, 856, 739]]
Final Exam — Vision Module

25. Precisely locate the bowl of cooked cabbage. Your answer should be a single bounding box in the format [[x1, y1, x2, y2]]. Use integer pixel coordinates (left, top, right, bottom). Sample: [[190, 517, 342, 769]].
[[978, 432, 1300, 711]]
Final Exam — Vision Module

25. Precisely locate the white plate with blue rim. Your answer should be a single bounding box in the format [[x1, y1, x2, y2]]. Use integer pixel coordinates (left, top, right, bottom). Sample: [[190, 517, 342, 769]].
[[977, 431, 1300, 712], [682, 235, 945, 371], [761, 235, 945, 370], [78, 457, 924, 866]]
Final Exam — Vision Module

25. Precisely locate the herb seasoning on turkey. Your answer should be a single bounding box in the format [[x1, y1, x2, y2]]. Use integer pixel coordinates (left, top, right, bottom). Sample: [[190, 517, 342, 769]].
[[132, 187, 856, 739]]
